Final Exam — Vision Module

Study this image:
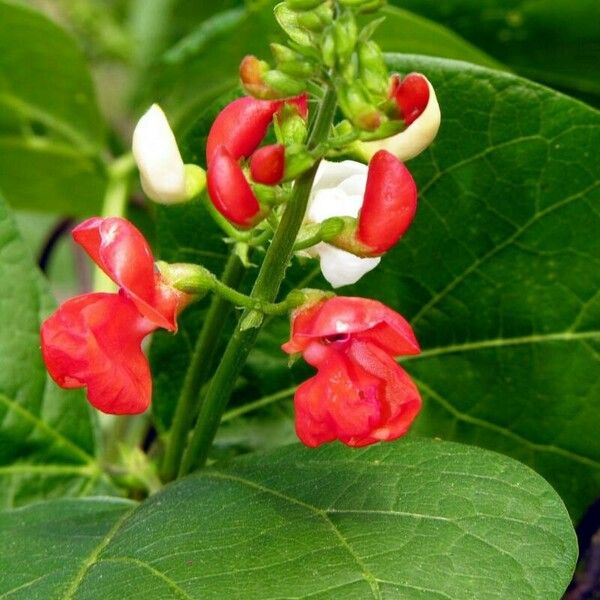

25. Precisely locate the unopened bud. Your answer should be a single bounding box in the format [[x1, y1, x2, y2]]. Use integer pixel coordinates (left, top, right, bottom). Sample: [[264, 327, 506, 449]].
[[283, 145, 317, 180], [321, 27, 336, 68], [337, 81, 382, 131], [133, 104, 201, 204], [276, 103, 309, 145], [239, 55, 275, 99], [157, 262, 214, 297], [274, 3, 313, 47], [358, 40, 388, 97], [297, 3, 333, 31], [332, 10, 357, 66], [270, 43, 316, 77], [263, 70, 306, 97]]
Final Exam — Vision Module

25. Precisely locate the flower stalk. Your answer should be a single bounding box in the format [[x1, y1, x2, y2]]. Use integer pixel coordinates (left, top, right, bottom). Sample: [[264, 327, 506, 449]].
[[179, 86, 337, 475]]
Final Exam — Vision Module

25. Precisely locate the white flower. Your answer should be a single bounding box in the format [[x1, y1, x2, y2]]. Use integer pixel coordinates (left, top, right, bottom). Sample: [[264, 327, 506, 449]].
[[359, 76, 441, 162], [303, 160, 380, 288], [132, 104, 187, 203]]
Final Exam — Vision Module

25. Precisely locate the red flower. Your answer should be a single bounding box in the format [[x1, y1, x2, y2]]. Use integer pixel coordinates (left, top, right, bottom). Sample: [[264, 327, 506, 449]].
[[282, 297, 422, 447], [41, 217, 189, 415], [206, 95, 307, 227]]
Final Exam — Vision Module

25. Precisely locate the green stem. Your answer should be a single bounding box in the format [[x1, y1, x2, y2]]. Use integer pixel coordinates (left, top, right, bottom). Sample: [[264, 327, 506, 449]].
[[179, 87, 337, 476], [170, 264, 304, 315], [160, 252, 245, 482]]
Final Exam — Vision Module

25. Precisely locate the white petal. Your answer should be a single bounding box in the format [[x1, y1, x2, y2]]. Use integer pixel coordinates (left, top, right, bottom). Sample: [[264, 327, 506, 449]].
[[311, 159, 367, 194], [316, 244, 380, 288], [360, 78, 441, 161], [307, 188, 364, 222], [132, 104, 187, 203]]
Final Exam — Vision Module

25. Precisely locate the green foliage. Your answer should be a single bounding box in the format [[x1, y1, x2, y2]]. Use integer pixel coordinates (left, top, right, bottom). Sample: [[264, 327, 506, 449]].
[[390, 0, 600, 102], [0, 1, 106, 214], [0, 440, 577, 598], [0, 191, 110, 508]]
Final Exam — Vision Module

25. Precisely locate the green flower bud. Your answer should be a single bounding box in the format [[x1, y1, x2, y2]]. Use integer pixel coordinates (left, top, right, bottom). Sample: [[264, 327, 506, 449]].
[[358, 40, 388, 97], [263, 70, 306, 96], [332, 10, 357, 66], [337, 80, 382, 131], [320, 27, 336, 68], [270, 43, 316, 77], [276, 104, 309, 145], [274, 3, 313, 46], [283, 145, 317, 180]]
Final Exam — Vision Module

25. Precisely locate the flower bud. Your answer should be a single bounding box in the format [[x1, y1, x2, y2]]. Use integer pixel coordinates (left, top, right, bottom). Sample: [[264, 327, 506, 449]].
[[207, 145, 262, 229], [297, 3, 333, 31], [332, 10, 357, 66], [239, 55, 274, 99], [337, 81, 382, 131], [358, 73, 441, 161], [274, 3, 314, 47], [270, 43, 316, 77], [263, 70, 306, 97], [283, 145, 316, 181], [276, 103, 308, 145], [357, 40, 388, 97], [132, 104, 190, 204], [250, 144, 285, 185]]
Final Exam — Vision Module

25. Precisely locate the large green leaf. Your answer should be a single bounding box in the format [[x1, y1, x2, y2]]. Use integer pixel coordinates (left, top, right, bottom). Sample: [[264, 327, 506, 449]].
[[390, 0, 600, 102], [0, 440, 577, 598], [149, 3, 500, 129], [0, 191, 111, 508], [0, 1, 106, 214]]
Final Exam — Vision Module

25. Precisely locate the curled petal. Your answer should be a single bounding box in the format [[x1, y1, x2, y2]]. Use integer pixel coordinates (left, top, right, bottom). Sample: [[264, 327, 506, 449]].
[[207, 146, 262, 229], [361, 74, 440, 161], [206, 97, 280, 164], [72, 217, 186, 331], [41, 293, 154, 415], [282, 296, 420, 356], [250, 144, 285, 185], [357, 150, 417, 255], [391, 73, 430, 126], [294, 343, 421, 447], [132, 104, 187, 203]]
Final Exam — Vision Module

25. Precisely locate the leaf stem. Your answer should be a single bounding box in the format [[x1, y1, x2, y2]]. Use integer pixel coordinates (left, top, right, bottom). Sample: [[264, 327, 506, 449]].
[[178, 86, 337, 476], [161, 252, 246, 482]]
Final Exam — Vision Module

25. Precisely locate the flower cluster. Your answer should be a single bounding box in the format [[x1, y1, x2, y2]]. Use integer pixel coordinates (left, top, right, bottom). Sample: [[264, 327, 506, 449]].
[[40, 0, 441, 457], [41, 218, 189, 414]]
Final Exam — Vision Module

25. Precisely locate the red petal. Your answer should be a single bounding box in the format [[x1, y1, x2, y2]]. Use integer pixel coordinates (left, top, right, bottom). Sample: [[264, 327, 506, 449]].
[[206, 97, 280, 164], [207, 145, 261, 228], [294, 351, 381, 448], [41, 293, 155, 415], [250, 144, 285, 185], [73, 217, 184, 331], [357, 150, 417, 254], [348, 341, 421, 445], [282, 297, 419, 356], [391, 73, 430, 126], [283, 94, 308, 120]]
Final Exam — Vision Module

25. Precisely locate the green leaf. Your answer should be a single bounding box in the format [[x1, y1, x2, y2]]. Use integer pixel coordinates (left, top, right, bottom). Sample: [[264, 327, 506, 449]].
[[149, 4, 500, 129], [0, 191, 110, 507], [390, 0, 600, 102], [0, 440, 577, 598], [0, 1, 106, 214]]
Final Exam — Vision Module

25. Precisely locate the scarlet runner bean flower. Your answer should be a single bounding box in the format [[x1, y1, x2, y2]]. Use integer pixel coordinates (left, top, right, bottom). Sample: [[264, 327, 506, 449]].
[[41, 217, 190, 414], [301, 150, 417, 287], [282, 296, 422, 447], [206, 95, 308, 228]]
